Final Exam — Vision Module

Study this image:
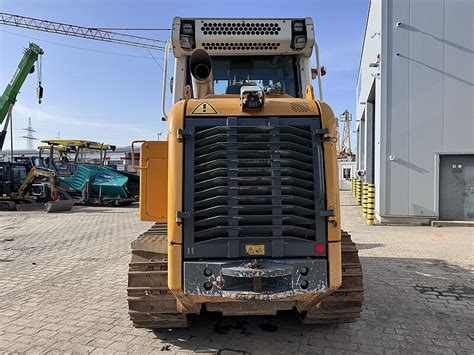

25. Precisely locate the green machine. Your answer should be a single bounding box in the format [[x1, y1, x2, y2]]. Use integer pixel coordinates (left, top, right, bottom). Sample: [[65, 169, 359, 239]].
[[40, 140, 139, 206], [0, 43, 43, 151]]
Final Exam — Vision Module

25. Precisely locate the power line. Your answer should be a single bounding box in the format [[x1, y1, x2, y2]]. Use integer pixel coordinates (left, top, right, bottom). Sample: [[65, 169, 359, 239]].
[[146, 48, 173, 81], [0, 29, 168, 60], [146, 49, 165, 71], [95, 27, 172, 31]]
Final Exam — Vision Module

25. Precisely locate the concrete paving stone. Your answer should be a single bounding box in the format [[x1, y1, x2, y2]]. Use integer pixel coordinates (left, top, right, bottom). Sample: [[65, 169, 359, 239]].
[[50, 331, 75, 342], [358, 344, 384, 353], [68, 334, 97, 345], [68, 344, 96, 353], [59, 324, 82, 333], [106, 340, 134, 351], [2, 331, 23, 341], [298, 344, 325, 354], [89, 348, 112, 355], [0, 339, 13, 350], [17, 326, 38, 335], [7, 341, 34, 352], [35, 329, 58, 339], [127, 344, 156, 354], [323, 348, 352, 355], [1, 195, 473, 354], [86, 338, 115, 349], [24, 346, 51, 355], [16, 335, 56, 348], [110, 333, 136, 343], [350, 336, 376, 345], [41, 322, 64, 332]]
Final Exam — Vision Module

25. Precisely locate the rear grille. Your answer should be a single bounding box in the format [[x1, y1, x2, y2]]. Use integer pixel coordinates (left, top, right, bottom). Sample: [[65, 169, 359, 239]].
[[203, 42, 280, 51], [194, 125, 314, 240], [291, 102, 310, 113], [183, 117, 326, 259], [200, 22, 281, 36]]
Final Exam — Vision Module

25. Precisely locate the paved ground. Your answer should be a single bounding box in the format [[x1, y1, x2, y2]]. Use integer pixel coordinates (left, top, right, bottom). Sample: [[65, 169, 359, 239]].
[[0, 192, 473, 354]]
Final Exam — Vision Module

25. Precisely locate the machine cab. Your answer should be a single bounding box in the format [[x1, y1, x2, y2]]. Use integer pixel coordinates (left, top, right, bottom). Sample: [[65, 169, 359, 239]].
[[168, 17, 322, 104]]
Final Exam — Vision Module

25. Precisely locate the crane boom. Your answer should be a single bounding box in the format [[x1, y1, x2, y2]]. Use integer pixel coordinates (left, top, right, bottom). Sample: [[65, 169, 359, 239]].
[[0, 12, 166, 51], [0, 42, 43, 150]]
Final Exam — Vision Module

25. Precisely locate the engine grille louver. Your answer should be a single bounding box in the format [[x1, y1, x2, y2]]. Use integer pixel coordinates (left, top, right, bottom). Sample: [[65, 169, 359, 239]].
[[195, 122, 318, 237], [183, 117, 326, 259]]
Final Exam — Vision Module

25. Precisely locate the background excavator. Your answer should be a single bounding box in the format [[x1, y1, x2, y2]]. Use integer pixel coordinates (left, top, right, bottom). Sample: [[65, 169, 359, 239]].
[[0, 162, 73, 212], [0, 43, 73, 212], [127, 17, 364, 328]]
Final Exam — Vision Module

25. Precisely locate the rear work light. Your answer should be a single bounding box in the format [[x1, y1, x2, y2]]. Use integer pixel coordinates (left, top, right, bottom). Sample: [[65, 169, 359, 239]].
[[291, 19, 307, 50], [179, 20, 195, 50]]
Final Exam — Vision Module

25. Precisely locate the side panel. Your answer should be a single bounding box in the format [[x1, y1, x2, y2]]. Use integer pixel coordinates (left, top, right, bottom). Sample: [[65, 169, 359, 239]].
[[167, 101, 186, 292], [318, 102, 342, 290], [139, 141, 168, 222]]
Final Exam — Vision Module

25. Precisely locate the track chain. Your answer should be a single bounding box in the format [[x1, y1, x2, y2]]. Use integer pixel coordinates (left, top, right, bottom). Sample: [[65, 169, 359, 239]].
[[128, 226, 363, 328], [127, 224, 189, 329], [301, 230, 364, 324]]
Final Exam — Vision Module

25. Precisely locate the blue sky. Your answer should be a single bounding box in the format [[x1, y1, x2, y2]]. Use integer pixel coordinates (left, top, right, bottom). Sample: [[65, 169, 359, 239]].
[[0, 0, 368, 150]]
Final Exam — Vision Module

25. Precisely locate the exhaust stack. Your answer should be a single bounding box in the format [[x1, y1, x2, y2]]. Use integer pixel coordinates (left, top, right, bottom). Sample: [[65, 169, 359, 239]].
[[189, 49, 213, 98]]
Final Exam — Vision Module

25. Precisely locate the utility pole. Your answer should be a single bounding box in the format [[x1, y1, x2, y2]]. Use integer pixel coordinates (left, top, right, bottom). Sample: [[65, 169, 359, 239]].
[[21, 117, 38, 150], [338, 110, 354, 161], [157, 132, 162, 141]]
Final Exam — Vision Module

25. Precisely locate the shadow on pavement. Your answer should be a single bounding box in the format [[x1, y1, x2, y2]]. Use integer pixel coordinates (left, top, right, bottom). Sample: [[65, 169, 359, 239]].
[[140, 256, 473, 354], [357, 243, 385, 250]]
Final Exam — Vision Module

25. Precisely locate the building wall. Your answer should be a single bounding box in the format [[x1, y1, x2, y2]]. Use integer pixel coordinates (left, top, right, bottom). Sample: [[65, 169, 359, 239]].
[[357, 0, 385, 214], [358, 0, 474, 220]]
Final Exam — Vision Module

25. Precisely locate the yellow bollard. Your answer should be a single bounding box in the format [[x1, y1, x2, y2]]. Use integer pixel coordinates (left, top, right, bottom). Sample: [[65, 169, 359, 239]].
[[357, 179, 362, 205], [362, 183, 368, 218], [355, 179, 360, 205], [367, 183, 375, 225]]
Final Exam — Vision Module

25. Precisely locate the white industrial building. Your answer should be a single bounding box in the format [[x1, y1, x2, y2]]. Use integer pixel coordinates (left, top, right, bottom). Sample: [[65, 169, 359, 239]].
[[356, 0, 473, 223]]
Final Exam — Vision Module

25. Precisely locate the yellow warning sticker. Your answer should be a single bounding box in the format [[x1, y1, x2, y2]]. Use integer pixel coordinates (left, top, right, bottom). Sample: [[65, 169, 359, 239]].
[[191, 102, 218, 115], [245, 244, 265, 255]]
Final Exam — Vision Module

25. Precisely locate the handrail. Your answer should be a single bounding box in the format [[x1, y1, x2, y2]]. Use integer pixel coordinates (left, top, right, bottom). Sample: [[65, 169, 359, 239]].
[[161, 40, 172, 121], [314, 42, 324, 102], [131, 140, 146, 171]]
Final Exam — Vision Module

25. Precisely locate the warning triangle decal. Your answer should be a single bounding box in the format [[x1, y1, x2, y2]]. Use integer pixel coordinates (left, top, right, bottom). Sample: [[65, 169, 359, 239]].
[[191, 102, 218, 115]]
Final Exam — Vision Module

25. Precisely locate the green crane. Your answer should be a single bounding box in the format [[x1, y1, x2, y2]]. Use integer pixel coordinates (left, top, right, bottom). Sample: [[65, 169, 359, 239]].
[[0, 42, 44, 151]]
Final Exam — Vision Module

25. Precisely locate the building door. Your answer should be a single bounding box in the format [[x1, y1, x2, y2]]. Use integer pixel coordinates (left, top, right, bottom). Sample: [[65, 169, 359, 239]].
[[439, 155, 474, 220], [339, 162, 355, 191]]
